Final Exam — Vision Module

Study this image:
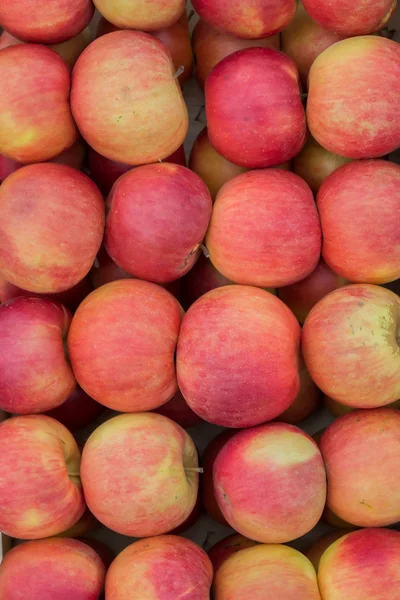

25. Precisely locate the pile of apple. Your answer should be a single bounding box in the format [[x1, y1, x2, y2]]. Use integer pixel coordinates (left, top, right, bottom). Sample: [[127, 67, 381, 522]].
[[0, 0, 400, 598]]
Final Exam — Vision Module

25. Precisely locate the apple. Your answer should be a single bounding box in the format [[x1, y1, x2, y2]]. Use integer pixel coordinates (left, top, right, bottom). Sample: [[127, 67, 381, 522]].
[[0, 415, 85, 539], [81, 412, 200, 536], [193, 19, 280, 88], [324, 394, 400, 418], [205, 170, 321, 287], [192, 0, 296, 38], [302, 284, 400, 407], [0, 538, 105, 599], [303, 0, 396, 36], [169, 492, 203, 534], [322, 506, 356, 531], [177, 285, 301, 427], [307, 36, 400, 158], [276, 355, 321, 423], [45, 386, 105, 432], [213, 544, 321, 599], [206, 48, 306, 168], [0, 0, 94, 44], [72, 31, 188, 165], [305, 530, 348, 571], [214, 423, 326, 543], [105, 535, 212, 600], [318, 159, 400, 284], [0, 44, 78, 163], [202, 430, 236, 525], [56, 507, 99, 538], [278, 259, 348, 323], [93, 0, 184, 30], [68, 279, 182, 412], [0, 163, 104, 294], [105, 163, 212, 283], [319, 528, 400, 600], [154, 389, 201, 428], [208, 534, 258, 572]]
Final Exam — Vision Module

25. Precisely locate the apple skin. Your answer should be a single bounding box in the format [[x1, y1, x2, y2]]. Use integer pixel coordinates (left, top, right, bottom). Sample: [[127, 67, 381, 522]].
[[324, 394, 400, 418], [318, 160, 400, 284], [177, 285, 301, 428], [0, 415, 85, 539], [205, 170, 321, 288], [193, 19, 280, 88], [0, 163, 105, 294], [81, 413, 200, 537], [154, 389, 202, 429], [0, 44, 78, 163], [71, 31, 188, 165], [0, 297, 76, 414], [93, 0, 185, 31], [305, 530, 348, 571], [208, 534, 258, 572], [276, 355, 321, 423], [213, 544, 321, 599], [0, 538, 105, 600], [206, 48, 306, 168], [318, 528, 400, 600], [45, 386, 105, 432], [302, 284, 400, 407], [303, 0, 396, 36], [307, 36, 400, 159], [68, 279, 183, 412], [56, 507, 99, 538], [105, 163, 212, 284], [278, 259, 348, 323], [105, 535, 213, 600], [192, 0, 296, 39], [214, 423, 326, 543]]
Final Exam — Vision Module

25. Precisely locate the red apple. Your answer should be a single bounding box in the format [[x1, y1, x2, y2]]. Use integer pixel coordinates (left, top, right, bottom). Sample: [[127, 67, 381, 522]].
[[154, 389, 201, 428], [0, 44, 78, 163], [205, 170, 321, 287], [208, 534, 258, 572], [81, 412, 200, 536], [93, 0, 185, 31], [305, 530, 348, 571], [68, 279, 182, 412], [307, 36, 400, 158], [71, 31, 188, 165], [0, 163, 104, 293], [0, 415, 85, 539], [206, 48, 306, 168], [177, 285, 301, 427], [45, 386, 105, 432], [276, 355, 321, 423]]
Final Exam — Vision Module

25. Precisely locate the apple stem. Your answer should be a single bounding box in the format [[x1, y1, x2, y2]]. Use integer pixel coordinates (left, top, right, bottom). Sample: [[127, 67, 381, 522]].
[[93, 256, 100, 268], [184, 467, 204, 474], [301, 93, 308, 99], [174, 65, 185, 79], [201, 244, 210, 258]]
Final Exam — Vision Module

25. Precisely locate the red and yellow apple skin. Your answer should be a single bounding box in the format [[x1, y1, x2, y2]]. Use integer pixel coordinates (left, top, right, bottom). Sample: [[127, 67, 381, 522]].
[[68, 279, 182, 412], [324, 394, 400, 418], [208, 534, 258, 572], [305, 530, 347, 571], [0, 415, 85, 539], [0, 297, 76, 414], [0, 538, 105, 600], [177, 285, 301, 428], [302, 284, 400, 407], [276, 355, 321, 423], [318, 160, 400, 284], [320, 408, 400, 527], [93, 0, 185, 31], [205, 48, 306, 168], [81, 413, 199, 537], [307, 36, 400, 159], [71, 31, 188, 165], [154, 389, 202, 429], [213, 423, 326, 543], [105, 536, 213, 600], [213, 544, 321, 599], [45, 386, 105, 432], [318, 528, 400, 600]]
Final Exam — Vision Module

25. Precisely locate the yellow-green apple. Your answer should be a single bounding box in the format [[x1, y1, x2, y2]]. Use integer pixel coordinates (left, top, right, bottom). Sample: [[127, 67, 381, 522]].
[[154, 389, 201, 428], [0, 44, 78, 163], [45, 386, 105, 432], [105, 164, 212, 283], [205, 170, 321, 287], [0, 538, 105, 600], [0, 0, 94, 44], [305, 530, 348, 571], [318, 160, 400, 284], [71, 31, 188, 165], [0, 163, 105, 293], [193, 19, 280, 88], [276, 355, 321, 423], [281, 3, 343, 89], [0, 297, 76, 414], [293, 134, 352, 194], [278, 259, 347, 323], [68, 279, 182, 412], [0, 415, 85, 538], [93, 0, 184, 30], [303, 0, 396, 36], [320, 408, 400, 527], [192, 0, 296, 38], [105, 536, 212, 600], [81, 412, 200, 536], [319, 528, 400, 600], [213, 423, 326, 542], [208, 534, 258, 572], [177, 285, 301, 427], [206, 48, 306, 168], [213, 544, 321, 599], [302, 284, 400, 407], [307, 36, 400, 158]]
